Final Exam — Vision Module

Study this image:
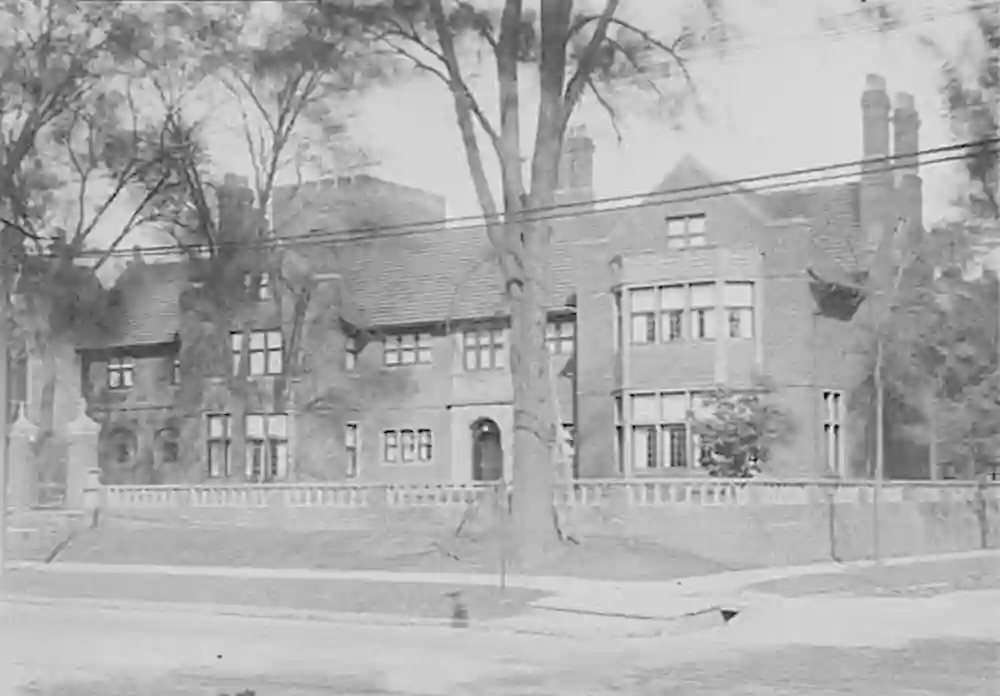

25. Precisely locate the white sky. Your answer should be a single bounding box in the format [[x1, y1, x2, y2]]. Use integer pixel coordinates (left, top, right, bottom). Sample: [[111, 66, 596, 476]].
[[347, 0, 975, 223], [98, 0, 981, 279]]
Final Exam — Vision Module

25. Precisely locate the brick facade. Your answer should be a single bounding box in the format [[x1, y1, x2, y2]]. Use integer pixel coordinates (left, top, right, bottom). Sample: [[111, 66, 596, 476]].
[[54, 74, 923, 484]]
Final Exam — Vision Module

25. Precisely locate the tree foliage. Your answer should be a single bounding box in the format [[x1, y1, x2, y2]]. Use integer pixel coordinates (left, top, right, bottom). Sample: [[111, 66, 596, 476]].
[[846, 2, 1000, 478], [691, 383, 795, 478], [851, 217, 1000, 478]]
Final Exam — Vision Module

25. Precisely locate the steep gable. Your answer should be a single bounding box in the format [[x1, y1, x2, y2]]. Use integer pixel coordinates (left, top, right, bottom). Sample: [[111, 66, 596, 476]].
[[78, 261, 188, 349], [651, 155, 771, 223]]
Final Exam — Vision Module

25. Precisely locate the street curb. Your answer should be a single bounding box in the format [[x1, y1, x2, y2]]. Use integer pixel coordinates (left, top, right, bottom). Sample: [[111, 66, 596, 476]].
[[0, 593, 725, 640], [0, 593, 454, 628]]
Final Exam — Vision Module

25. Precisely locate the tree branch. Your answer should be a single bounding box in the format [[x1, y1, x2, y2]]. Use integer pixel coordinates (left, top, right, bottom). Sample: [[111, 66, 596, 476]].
[[562, 0, 621, 128], [373, 24, 503, 158], [496, 0, 526, 209], [586, 77, 622, 142], [427, 0, 512, 279], [91, 175, 171, 272]]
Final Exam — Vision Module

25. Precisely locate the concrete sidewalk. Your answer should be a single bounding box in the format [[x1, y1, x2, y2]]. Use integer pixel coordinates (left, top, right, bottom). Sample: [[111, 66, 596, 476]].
[[12, 548, 1000, 620]]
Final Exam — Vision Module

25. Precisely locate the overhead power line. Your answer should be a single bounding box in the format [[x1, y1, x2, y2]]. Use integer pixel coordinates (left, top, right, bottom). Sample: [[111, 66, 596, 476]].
[[70, 136, 999, 260]]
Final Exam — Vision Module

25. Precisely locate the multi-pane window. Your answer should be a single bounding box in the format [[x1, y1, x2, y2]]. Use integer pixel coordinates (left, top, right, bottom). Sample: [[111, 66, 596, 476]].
[[463, 328, 505, 370], [689, 283, 716, 340], [384, 333, 432, 366], [660, 286, 685, 342], [8, 351, 28, 422], [418, 429, 432, 461], [614, 397, 624, 475], [823, 390, 845, 475], [245, 413, 289, 481], [206, 414, 231, 478], [231, 330, 283, 376], [382, 428, 433, 463], [665, 214, 707, 249], [627, 392, 713, 471], [560, 423, 576, 472], [630, 288, 656, 344], [546, 320, 575, 355], [107, 356, 134, 390], [244, 272, 272, 301], [400, 429, 416, 461], [613, 291, 623, 352], [345, 423, 359, 478], [629, 283, 753, 344], [171, 357, 181, 385], [345, 337, 357, 370], [383, 430, 398, 463], [725, 282, 755, 339]]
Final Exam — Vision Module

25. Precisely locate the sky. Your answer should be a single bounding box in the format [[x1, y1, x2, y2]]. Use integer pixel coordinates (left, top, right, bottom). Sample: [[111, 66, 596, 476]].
[[344, 0, 975, 222], [98, 0, 982, 279]]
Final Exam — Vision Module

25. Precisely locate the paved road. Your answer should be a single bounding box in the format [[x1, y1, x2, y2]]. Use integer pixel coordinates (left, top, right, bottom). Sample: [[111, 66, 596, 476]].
[[4, 591, 999, 695]]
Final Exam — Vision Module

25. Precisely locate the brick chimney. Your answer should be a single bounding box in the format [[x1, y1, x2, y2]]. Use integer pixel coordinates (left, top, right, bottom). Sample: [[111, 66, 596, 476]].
[[892, 91, 923, 234], [556, 125, 595, 206], [217, 173, 258, 242], [860, 74, 893, 254]]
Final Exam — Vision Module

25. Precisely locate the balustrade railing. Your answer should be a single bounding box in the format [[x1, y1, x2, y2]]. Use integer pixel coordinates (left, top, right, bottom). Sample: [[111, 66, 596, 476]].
[[100, 477, 1000, 510]]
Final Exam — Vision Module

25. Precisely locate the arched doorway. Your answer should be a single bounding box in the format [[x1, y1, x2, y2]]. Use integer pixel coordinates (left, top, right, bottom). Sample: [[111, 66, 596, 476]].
[[471, 418, 504, 481], [104, 427, 138, 484]]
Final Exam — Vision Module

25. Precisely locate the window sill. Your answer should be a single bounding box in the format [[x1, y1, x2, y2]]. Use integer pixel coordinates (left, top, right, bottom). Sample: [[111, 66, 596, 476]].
[[381, 461, 435, 468], [633, 467, 711, 478]]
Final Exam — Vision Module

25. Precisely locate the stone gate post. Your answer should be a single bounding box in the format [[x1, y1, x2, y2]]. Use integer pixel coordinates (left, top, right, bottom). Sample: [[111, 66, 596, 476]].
[[7, 406, 39, 509], [66, 399, 101, 510]]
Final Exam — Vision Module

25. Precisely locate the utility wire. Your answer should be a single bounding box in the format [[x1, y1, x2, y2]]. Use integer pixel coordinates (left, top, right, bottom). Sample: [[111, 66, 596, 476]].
[[9, 2, 990, 261], [66, 136, 999, 260]]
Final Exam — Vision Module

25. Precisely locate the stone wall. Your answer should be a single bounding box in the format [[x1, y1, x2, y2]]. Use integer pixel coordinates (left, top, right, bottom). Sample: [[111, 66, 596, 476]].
[[98, 479, 1000, 568]]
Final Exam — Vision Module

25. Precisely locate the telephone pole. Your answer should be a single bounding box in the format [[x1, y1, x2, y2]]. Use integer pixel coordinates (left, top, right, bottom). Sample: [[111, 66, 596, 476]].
[[871, 218, 909, 565], [0, 236, 11, 578]]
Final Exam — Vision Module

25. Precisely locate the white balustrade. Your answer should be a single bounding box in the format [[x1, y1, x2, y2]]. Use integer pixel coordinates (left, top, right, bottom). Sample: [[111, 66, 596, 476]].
[[99, 478, 1000, 511]]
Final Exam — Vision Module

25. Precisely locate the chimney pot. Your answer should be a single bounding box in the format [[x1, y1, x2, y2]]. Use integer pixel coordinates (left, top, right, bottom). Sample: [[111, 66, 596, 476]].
[[865, 74, 887, 92], [894, 92, 916, 111]]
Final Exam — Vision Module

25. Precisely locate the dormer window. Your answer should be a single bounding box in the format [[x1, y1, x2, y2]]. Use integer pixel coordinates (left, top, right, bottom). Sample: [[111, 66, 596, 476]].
[[665, 214, 707, 249]]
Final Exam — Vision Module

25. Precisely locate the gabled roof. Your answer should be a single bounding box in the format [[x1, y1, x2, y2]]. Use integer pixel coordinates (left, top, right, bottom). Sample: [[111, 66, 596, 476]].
[[613, 153, 865, 280], [81, 162, 867, 341], [761, 181, 864, 274], [78, 261, 188, 350], [275, 177, 599, 327], [652, 155, 772, 222], [332, 223, 585, 327]]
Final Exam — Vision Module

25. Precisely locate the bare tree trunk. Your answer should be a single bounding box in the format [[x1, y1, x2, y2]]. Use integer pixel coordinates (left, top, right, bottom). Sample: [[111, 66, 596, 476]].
[[508, 219, 558, 564]]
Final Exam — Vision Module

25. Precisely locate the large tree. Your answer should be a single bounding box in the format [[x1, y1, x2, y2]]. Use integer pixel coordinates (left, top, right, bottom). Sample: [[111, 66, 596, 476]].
[[849, 218, 997, 480], [0, 0, 196, 483], [325, 0, 726, 563]]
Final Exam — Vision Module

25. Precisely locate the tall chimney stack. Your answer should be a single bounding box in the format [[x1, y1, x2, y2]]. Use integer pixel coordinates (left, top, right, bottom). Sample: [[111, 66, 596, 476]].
[[860, 74, 893, 252], [217, 173, 258, 243], [892, 91, 923, 233], [556, 125, 595, 207]]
